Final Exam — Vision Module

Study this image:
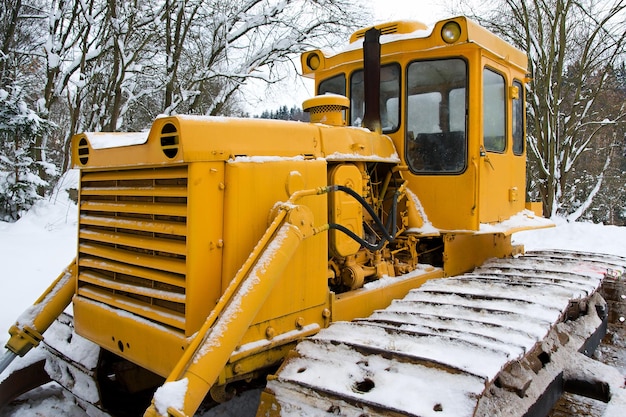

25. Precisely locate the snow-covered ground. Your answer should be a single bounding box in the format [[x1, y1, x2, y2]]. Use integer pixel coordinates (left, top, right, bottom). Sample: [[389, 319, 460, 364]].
[[0, 182, 624, 416]]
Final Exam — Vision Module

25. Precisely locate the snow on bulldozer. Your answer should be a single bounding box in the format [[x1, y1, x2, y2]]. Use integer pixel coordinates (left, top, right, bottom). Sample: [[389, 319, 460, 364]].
[[1, 16, 625, 417]]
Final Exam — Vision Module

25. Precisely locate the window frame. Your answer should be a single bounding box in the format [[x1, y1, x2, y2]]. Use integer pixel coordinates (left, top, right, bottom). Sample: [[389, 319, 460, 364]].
[[404, 57, 469, 175], [317, 73, 347, 97], [512, 79, 525, 156]]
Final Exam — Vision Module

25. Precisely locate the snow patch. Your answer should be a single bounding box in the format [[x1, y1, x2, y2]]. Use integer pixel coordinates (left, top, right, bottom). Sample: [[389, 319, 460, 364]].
[[479, 209, 555, 234], [324, 151, 400, 162], [83, 131, 148, 149], [153, 378, 188, 415], [228, 155, 306, 163]]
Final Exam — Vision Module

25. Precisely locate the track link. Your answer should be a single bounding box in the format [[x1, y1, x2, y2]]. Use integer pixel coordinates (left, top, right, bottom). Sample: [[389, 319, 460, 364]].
[[260, 250, 626, 417]]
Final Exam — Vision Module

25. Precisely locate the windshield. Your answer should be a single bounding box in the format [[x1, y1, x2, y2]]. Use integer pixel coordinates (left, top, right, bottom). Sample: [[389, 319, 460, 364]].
[[350, 64, 400, 132]]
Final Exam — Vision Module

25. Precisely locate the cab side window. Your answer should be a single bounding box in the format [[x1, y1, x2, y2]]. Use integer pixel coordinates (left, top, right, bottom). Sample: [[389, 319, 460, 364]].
[[512, 80, 524, 155], [483, 68, 506, 153], [318, 74, 346, 96]]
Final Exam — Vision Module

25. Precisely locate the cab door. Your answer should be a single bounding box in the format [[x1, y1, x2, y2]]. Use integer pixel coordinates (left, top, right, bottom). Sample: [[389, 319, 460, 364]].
[[478, 62, 526, 223], [403, 57, 478, 231]]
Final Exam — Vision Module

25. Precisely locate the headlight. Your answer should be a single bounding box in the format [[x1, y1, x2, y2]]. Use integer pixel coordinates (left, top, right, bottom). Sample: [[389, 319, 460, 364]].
[[306, 53, 321, 71], [441, 21, 462, 44]]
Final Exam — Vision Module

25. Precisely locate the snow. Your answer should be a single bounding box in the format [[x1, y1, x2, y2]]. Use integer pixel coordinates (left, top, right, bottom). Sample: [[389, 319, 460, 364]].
[[83, 131, 148, 149], [0, 175, 624, 416], [478, 209, 555, 234], [324, 151, 400, 162], [228, 155, 306, 163], [153, 379, 189, 416]]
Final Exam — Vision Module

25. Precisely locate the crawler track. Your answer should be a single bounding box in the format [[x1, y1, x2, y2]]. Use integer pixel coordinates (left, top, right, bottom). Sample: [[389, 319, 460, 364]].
[[261, 251, 626, 417]]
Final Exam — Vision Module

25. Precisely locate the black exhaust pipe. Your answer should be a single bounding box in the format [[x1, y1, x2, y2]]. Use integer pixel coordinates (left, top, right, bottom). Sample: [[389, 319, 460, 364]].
[[361, 28, 382, 134]]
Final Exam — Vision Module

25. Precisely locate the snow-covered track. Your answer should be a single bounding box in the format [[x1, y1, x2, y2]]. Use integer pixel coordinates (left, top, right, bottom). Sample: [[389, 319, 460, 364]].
[[261, 250, 626, 417]]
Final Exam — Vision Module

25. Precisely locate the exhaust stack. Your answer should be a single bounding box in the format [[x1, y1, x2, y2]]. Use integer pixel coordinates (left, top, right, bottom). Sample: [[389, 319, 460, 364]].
[[361, 28, 382, 134]]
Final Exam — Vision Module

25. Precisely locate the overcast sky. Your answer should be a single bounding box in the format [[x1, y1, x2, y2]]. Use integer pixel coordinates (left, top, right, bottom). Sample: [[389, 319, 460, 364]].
[[371, 0, 453, 24]]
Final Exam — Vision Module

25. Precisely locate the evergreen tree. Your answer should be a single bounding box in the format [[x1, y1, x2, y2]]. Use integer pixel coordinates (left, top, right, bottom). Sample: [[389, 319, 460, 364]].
[[0, 86, 52, 220], [255, 105, 310, 122]]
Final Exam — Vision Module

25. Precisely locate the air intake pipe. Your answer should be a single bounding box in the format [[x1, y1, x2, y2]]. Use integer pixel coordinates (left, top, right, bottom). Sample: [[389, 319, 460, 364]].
[[361, 28, 382, 134]]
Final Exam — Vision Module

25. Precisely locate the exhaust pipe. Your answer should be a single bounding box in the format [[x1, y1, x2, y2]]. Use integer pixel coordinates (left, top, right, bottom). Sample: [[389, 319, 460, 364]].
[[361, 28, 382, 134]]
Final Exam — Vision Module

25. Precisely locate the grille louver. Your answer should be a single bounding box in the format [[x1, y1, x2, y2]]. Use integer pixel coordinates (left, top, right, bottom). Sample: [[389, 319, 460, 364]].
[[78, 138, 90, 165], [160, 123, 179, 158], [77, 166, 188, 331]]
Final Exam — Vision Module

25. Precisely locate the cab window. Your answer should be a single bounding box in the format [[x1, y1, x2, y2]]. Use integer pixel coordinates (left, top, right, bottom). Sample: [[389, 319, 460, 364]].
[[512, 79, 524, 155], [406, 58, 467, 174], [318, 74, 346, 96], [350, 64, 400, 132], [483, 68, 506, 152]]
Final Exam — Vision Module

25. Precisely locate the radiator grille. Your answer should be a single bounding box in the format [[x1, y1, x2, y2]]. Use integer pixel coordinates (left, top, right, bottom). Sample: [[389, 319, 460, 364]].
[[77, 166, 188, 331]]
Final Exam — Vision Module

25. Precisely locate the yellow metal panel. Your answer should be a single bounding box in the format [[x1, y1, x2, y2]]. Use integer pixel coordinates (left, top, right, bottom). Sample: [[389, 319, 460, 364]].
[[228, 309, 323, 364], [442, 232, 521, 277], [221, 159, 328, 329], [526, 201, 543, 217], [332, 267, 443, 322], [319, 126, 399, 162], [404, 171, 479, 231], [184, 162, 225, 336], [73, 297, 188, 377], [171, 117, 323, 162], [478, 151, 526, 223], [73, 117, 325, 169], [328, 164, 363, 257], [77, 286, 185, 330]]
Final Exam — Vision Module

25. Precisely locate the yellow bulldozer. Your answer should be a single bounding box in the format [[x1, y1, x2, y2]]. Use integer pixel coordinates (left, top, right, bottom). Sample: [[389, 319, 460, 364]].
[[1, 17, 625, 417]]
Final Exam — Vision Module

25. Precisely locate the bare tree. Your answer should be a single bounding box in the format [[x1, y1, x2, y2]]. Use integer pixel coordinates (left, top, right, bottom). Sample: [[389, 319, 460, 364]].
[[160, 0, 364, 116], [0, 0, 366, 219], [78, 0, 162, 133], [456, 0, 626, 220]]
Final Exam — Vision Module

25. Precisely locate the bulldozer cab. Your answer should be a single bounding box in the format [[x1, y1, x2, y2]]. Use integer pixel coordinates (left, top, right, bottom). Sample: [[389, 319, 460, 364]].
[[302, 17, 530, 230]]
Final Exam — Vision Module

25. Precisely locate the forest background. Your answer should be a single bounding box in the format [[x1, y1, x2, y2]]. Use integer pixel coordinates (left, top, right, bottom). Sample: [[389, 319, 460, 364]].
[[0, 0, 625, 224]]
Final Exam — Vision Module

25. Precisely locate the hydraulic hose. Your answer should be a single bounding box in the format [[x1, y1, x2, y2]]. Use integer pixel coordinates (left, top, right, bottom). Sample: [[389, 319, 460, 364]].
[[327, 184, 400, 251]]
